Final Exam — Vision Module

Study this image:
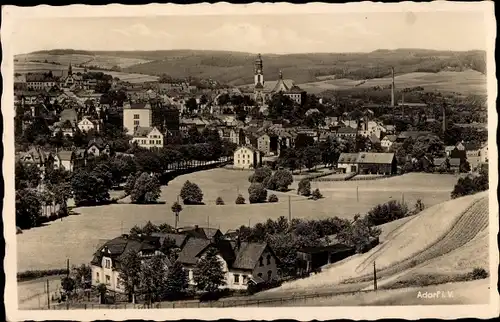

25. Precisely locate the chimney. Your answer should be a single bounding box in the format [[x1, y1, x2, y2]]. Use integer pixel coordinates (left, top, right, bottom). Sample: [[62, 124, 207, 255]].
[[442, 105, 446, 135], [391, 67, 395, 107]]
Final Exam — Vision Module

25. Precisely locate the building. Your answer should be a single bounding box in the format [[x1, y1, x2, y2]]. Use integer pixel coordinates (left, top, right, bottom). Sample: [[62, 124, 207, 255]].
[[57, 150, 74, 172], [87, 138, 111, 158], [396, 131, 432, 143], [381, 135, 397, 150], [25, 73, 58, 91], [77, 117, 96, 132], [359, 121, 387, 139], [177, 237, 280, 290], [60, 108, 78, 127], [233, 146, 262, 169], [131, 127, 164, 150], [91, 235, 169, 293], [123, 102, 152, 136], [334, 126, 357, 139], [337, 152, 397, 175], [480, 143, 488, 164], [253, 54, 306, 106]]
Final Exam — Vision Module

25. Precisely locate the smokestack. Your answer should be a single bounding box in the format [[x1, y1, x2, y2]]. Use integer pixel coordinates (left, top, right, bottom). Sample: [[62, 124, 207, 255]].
[[442, 105, 446, 135], [391, 67, 395, 107]]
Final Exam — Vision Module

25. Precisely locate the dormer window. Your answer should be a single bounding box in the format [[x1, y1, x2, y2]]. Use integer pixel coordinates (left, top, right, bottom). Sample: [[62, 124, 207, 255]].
[[266, 254, 271, 265]]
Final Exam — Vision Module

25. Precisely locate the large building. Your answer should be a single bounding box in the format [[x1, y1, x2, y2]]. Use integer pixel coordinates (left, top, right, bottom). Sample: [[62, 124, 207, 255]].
[[337, 152, 397, 175], [253, 54, 306, 106], [123, 102, 152, 136], [131, 126, 164, 150]]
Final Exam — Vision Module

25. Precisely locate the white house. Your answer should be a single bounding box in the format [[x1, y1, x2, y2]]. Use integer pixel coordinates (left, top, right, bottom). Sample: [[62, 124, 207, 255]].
[[337, 153, 359, 174], [381, 135, 397, 150], [480, 143, 488, 163], [123, 102, 152, 136], [177, 238, 280, 291], [78, 117, 96, 132], [131, 127, 164, 150], [233, 146, 262, 169], [359, 121, 387, 139]]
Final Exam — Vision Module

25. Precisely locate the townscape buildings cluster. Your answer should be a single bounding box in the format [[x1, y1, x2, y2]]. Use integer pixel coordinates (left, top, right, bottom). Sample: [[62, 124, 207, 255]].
[[15, 53, 488, 297]]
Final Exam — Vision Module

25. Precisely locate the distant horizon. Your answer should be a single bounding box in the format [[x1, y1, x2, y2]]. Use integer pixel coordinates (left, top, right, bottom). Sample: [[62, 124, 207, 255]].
[[16, 47, 486, 57]]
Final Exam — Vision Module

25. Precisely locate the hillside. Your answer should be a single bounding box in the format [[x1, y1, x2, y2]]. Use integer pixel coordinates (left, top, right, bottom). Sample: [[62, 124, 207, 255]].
[[16, 48, 486, 87], [264, 191, 489, 293]]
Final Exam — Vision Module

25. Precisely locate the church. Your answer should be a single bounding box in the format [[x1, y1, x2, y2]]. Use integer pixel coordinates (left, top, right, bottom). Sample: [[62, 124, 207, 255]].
[[253, 54, 306, 106]]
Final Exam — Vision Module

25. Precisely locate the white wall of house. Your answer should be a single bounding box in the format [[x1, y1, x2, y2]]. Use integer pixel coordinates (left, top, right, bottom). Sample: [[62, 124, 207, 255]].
[[234, 147, 259, 169], [78, 118, 95, 132], [91, 256, 123, 293], [257, 134, 270, 155], [338, 163, 357, 174], [480, 145, 488, 163], [381, 138, 394, 149], [123, 107, 152, 136], [131, 128, 164, 150], [250, 249, 279, 282], [60, 159, 72, 172]]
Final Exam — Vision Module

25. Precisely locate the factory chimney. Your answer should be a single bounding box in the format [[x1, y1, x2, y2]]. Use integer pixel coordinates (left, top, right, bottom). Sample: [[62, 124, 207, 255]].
[[442, 104, 446, 135], [391, 67, 395, 107]]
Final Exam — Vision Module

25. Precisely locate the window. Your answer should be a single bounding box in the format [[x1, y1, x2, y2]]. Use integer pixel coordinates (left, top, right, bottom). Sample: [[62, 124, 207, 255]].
[[150, 140, 154, 145], [238, 160, 240, 164], [133, 114, 140, 120], [259, 256, 264, 267], [242, 275, 247, 285], [267, 270, 272, 281], [134, 120, 139, 126], [104, 259, 111, 269], [234, 274, 240, 284], [266, 254, 271, 265], [105, 275, 111, 285], [96, 272, 100, 283]]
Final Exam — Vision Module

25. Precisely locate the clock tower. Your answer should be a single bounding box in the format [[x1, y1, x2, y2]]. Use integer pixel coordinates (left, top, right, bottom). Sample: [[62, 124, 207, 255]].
[[254, 53, 264, 87]]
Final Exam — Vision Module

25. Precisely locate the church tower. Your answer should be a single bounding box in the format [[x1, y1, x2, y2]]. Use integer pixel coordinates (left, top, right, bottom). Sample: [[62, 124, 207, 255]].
[[254, 53, 264, 87]]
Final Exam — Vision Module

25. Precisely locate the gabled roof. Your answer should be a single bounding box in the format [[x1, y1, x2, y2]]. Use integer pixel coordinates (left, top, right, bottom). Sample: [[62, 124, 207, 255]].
[[91, 236, 160, 269], [464, 142, 481, 151], [449, 158, 461, 167], [133, 126, 156, 138], [338, 153, 359, 164], [176, 238, 212, 265], [231, 242, 269, 270], [356, 152, 395, 164], [263, 79, 295, 93], [60, 108, 78, 123], [150, 232, 188, 248], [382, 135, 397, 142], [235, 145, 259, 154], [433, 158, 448, 166], [57, 150, 73, 161], [337, 126, 358, 134]]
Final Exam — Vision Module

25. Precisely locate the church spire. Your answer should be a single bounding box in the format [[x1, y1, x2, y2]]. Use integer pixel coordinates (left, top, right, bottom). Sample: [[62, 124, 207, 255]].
[[279, 70, 283, 79]]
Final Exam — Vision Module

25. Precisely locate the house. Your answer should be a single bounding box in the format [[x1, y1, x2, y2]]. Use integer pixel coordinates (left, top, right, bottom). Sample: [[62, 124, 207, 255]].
[[177, 237, 280, 290], [334, 126, 357, 139], [57, 150, 74, 172], [296, 244, 355, 275], [60, 108, 78, 127], [87, 139, 111, 157], [396, 131, 432, 142], [257, 133, 273, 156], [337, 153, 359, 174], [78, 117, 96, 132], [445, 146, 456, 157], [90, 235, 169, 293], [131, 127, 164, 150], [150, 232, 189, 250], [449, 158, 461, 173], [233, 146, 262, 169], [337, 152, 397, 175], [381, 135, 397, 150], [26, 73, 58, 91], [123, 102, 152, 136], [177, 226, 223, 240], [342, 120, 358, 129], [359, 121, 386, 139], [480, 143, 488, 163]]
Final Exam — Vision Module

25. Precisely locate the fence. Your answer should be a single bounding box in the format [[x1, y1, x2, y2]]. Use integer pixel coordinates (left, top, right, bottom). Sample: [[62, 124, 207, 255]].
[[38, 289, 374, 310]]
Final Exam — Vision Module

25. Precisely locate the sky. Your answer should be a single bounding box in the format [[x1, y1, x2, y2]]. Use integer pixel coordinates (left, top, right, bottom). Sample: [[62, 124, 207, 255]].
[[10, 11, 487, 55]]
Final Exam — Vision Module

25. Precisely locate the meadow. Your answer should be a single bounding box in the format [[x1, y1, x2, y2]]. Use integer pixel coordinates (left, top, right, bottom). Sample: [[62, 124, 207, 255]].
[[16, 170, 459, 272], [299, 69, 487, 95], [16, 53, 151, 69]]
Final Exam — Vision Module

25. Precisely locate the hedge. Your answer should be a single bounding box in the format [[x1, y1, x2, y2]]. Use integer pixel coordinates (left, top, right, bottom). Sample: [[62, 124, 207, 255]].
[[17, 268, 69, 282]]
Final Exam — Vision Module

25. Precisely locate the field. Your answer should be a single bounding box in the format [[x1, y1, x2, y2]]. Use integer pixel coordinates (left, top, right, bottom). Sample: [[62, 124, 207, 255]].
[[14, 62, 159, 83], [16, 170, 459, 272], [264, 190, 489, 294], [16, 53, 151, 69], [299, 69, 487, 95]]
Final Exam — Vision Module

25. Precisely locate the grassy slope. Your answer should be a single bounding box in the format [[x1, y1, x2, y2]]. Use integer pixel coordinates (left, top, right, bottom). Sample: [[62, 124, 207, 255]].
[[16, 49, 486, 90], [16, 170, 457, 272], [268, 191, 489, 293]]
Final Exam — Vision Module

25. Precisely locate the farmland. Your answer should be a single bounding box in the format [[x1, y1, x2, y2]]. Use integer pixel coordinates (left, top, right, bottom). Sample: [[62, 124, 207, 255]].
[[16, 170, 459, 272], [16, 53, 151, 69]]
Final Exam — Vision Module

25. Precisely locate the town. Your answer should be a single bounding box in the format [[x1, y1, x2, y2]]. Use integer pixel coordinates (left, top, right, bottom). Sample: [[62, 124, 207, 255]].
[[15, 51, 489, 309]]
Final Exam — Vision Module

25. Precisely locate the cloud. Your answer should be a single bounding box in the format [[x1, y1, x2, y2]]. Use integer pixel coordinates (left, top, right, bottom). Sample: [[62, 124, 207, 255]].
[[111, 23, 174, 40]]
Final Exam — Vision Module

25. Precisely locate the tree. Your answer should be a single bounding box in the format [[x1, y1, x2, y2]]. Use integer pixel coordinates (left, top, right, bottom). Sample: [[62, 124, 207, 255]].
[[273, 169, 293, 191], [235, 194, 246, 204], [268, 194, 279, 203], [142, 221, 160, 235], [160, 236, 178, 260], [165, 261, 189, 299], [130, 173, 161, 204], [97, 283, 107, 304], [139, 254, 170, 305], [61, 276, 76, 299], [412, 134, 444, 159], [311, 188, 323, 200], [180, 180, 203, 204], [193, 247, 226, 293], [16, 188, 42, 229], [365, 200, 409, 226], [248, 183, 267, 204], [297, 179, 311, 196], [216, 197, 225, 205], [15, 161, 41, 189], [185, 98, 198, 113], [300, 146, 322, 171], [124, 173, 139, 195], [171, 202, 183, 229], [336, 216, 381, 253], [248, 166, 272, 183], [460, 160, 471, 173], [72, 264, 92, 290], [117, 249, 142, 303], [71, 169, 110, 206]]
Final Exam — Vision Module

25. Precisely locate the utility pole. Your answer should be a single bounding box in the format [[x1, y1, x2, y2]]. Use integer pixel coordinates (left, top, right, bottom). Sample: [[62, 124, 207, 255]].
[[288, 195, 292, 222], [402, 192, 405, 204], [67, 259, 70, 277], [373, 261, 378, 291], [47, 279, 50, 309], [356, 186, 359, 202]]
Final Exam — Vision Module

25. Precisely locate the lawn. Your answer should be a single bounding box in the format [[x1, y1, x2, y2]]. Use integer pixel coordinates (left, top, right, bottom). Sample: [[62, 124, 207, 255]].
[[16, 170, 459, 272]]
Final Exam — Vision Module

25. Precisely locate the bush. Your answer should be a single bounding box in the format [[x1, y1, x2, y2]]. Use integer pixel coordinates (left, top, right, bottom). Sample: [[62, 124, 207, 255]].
[[451, 171, 488, 199], [263, 175, 277, 190], [365, 200, 409, 226], [470, 267, 488, 280], [311, 188, 323, 200], [248, 183, 267, 204], [180, 180, 204, 204], [268, 194, 279, 203], [297, 179, 311, 196], [48, 214, 59, 222], [235, 194, 246, 204], [216, 197, 225, 205], [273, 169, 293, 191], [248, 167, 272, 183], [17, 269, 68, 282], [130, 173, 161, 204]]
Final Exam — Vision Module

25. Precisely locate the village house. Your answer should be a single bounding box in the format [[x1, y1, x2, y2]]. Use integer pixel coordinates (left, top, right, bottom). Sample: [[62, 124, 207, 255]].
[[123, 102, 152, 136], [358, 121, 387, 139], [25, 73, 58, 91], [480, 142, 488, 164], [337, 152, 397, 175], [396, 131, 432, 143], [57, 150, 74, 172], [380, 135, 397, 150], [131, 126, 164, 150], [334, 126, 357, 139], [77, 116, 97, 132], [233, 145, 262, 169], [87, 138, 111, 158]]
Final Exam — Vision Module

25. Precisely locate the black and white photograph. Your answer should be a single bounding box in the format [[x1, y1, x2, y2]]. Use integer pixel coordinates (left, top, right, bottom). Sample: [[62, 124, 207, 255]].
[[2, 2, 498, 321]]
